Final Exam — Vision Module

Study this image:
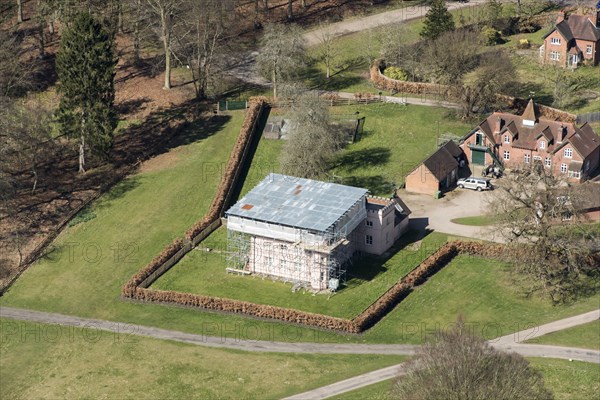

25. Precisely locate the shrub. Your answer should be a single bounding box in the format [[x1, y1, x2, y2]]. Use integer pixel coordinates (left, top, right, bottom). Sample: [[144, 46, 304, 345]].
[[517, 39, 530, 49], [482, 26, 502, 46], [383, 66, 408, 81]]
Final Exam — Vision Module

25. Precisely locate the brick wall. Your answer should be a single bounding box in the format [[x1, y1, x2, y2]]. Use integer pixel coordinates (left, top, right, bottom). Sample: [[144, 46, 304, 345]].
[[405, 164, 440, 196]]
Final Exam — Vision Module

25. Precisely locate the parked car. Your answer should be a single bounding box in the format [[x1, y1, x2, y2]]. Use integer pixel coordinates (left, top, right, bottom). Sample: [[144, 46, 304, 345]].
[[457, 177, 492, 191]]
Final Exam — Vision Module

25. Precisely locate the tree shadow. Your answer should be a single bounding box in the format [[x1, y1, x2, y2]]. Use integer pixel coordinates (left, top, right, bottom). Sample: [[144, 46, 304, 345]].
[[338, 175, 395, 196], [333, 147, 390, 172], [115, 97, 151, 115]]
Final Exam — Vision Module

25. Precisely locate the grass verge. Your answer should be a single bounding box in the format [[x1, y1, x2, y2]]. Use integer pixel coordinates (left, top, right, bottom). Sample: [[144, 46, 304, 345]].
[[524, 320, 600, 351]]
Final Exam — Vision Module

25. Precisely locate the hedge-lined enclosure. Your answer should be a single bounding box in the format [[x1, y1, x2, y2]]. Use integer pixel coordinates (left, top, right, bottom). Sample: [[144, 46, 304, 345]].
[[370, 60, 577, 123], [122, 97, 267, 298]]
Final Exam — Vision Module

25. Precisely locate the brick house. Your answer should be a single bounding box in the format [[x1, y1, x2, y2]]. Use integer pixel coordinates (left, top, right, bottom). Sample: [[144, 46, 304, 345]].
[[460, 100, 600, 182], [539, 7, 600, 68], [405, 140, 465, 196]]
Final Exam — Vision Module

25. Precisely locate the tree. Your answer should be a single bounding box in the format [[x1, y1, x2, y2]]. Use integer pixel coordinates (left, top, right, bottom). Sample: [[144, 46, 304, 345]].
[[454, 50, 516, 118], [55, 12, 117, 173], [146, 0, 182, 89], [422, 30, 481, 85], [484, 0, 503, 29], [314, 25, 339, 79], [486, 165, 599, 303], [17, 0, 24, 22], [255, 23, 306, 99], [174, 0, 232, 100], [392, 318, 553, 400], [0, 30, 39, 98], [280, 89, 346, 178], [420, 0, 455, 41]]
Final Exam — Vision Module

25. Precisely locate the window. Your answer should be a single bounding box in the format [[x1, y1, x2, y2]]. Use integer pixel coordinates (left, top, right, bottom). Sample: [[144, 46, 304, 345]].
[[265, 257, 273, 266], [365, 235, 373, 245], [587, 45, 593, 55], [524, 154, 531, 163], [562, 212, 573, 221], [551, 37, 561, 45], [560, 163, 567, 173], [568, 170, 581, 179], [564, 148, 573, 158], [366, 220, 373, 227], [549, 51, 560, 61], [539, 140, 545, 149], [504, 135, 510, 143], [503, 151, 510, 160], [533, 156, 542, 162], [545, 157, 551, 167], [475, 132, 484, 146], [280, 259, 286, 269]]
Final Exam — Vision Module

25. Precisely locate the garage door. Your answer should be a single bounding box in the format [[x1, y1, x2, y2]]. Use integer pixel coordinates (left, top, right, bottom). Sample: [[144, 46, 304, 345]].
[[471, 149, 485, 165]]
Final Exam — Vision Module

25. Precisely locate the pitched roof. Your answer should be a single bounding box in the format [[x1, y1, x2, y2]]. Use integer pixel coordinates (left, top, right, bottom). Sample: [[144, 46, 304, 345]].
[[543, 12, 600, 42], [568, 14, 600, 41], [440, 139, 463, 158], [568, 123, 600, 158], [422, 141, 460, 181], [522, 99, 538, 122]]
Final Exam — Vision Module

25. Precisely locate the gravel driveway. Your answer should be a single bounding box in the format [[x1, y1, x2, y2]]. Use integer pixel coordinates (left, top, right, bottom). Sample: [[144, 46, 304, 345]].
[[397, 186, 503, 242]]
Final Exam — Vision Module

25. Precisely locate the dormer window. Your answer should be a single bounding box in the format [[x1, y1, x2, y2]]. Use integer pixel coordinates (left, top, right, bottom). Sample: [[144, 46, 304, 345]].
[[551, 37, 561, 45], [540, 140, 545, 149], [564, 148, 573, 158], [475, 132, 485, 146], [504, 135, 510, 143]]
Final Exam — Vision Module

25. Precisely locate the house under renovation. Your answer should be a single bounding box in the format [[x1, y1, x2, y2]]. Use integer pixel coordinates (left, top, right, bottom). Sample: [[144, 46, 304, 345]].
[[224, 173, 411, 291]]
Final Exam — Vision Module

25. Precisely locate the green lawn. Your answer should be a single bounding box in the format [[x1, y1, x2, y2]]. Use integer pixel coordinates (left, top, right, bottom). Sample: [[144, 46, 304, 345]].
[[329, 379, 394, 400], [249, 103, 472, 196], [524, 320, 600, 351], [153, 228, 448, 319], [329, 359, 600, 400], [360, 254, 600, 343], [0, 318, 405, 400], [529, 358, 600, 400], [0, 110, 339, 343], [450, 214, 500, 226]]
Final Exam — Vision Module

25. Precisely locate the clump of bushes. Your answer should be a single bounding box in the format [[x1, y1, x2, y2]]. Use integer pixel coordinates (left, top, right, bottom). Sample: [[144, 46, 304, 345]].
[[482, 26, 502, 46], [383, 66, 408, 81]]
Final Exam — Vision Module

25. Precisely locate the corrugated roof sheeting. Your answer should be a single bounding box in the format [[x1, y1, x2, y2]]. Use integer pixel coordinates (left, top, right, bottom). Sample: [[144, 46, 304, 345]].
[[225, 173, 369, 233]]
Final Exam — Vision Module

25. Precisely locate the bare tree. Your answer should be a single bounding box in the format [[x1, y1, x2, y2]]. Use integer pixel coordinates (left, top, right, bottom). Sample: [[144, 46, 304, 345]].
[[255, 23, 306, 99], [0, 30, 39, 98], [17, 0, 24, 22], [174, 0, 234, 100], [314, 25, 339, 79], [454, 50, 517, 118], [280, 89, 346, 178], [146, 0, 182, 89], [486, 165, 599, 303], [422, 29, 481, 85], [392, 318, 553, 400]]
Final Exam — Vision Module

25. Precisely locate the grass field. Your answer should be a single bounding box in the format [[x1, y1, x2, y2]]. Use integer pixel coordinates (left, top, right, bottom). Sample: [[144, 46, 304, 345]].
[[0, 110, 339, 343], [529, 358, 600, 400], [360, 254, 600, 343], [524, 320, 600, 351], [450, 214, 500, 226], [248, 103, 472, 196], [0, 318, 405, 400], [329, 358, 600, 400], [153, 228, 448, 319]]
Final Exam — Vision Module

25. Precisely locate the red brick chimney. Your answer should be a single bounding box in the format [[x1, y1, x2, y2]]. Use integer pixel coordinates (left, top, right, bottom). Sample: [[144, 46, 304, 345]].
[[495, 116, 504, 134], [557, 10, 566, 23]]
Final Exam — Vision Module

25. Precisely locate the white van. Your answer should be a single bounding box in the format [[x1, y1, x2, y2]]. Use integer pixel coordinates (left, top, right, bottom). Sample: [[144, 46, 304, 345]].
[[456, 177, 492, 191]]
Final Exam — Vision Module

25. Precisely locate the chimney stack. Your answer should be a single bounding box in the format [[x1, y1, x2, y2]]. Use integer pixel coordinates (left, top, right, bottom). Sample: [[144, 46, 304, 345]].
[[557, 10, 565, 23], [495, 116, 504, 134]]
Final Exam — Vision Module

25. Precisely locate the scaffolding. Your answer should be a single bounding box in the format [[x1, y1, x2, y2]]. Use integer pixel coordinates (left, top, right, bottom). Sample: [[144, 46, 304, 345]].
[[225, 226, 350, 291]]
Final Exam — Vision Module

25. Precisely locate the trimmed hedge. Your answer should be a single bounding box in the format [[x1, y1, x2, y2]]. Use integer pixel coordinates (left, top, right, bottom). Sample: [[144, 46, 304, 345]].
[[370, 60, 577, 123]]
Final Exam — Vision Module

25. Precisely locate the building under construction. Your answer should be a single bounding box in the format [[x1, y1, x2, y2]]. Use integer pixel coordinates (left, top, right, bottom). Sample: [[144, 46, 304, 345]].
[[224, 173, 411, 291]]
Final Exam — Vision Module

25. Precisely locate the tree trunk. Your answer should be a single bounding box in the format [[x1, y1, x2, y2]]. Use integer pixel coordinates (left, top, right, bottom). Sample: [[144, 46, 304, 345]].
[[79, 135, 86, 173], [133, 0, 141, 63], [37, 19, 46, 59], [272, 69, 277, 99], [287, 0, 293, 19], [17, 0, 23, 23], [326, 62, 330, 79], [161, 9, 172, 89], [263, 0, 268, 11], [301, 0, 306, 8]]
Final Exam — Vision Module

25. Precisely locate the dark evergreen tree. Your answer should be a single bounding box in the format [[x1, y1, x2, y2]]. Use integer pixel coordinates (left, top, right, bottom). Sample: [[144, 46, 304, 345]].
[[420, 0, 455, 41], [56, 12, 117, 173]]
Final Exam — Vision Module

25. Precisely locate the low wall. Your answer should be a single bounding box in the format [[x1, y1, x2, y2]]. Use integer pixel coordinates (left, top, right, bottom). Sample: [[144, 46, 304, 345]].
[[370, 60, 577, 123]]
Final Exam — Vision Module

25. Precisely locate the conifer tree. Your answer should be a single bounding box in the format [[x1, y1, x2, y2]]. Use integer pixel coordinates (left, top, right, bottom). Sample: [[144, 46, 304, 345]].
[[420, 0, 455, 40], [56, 12, 117, 173]]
